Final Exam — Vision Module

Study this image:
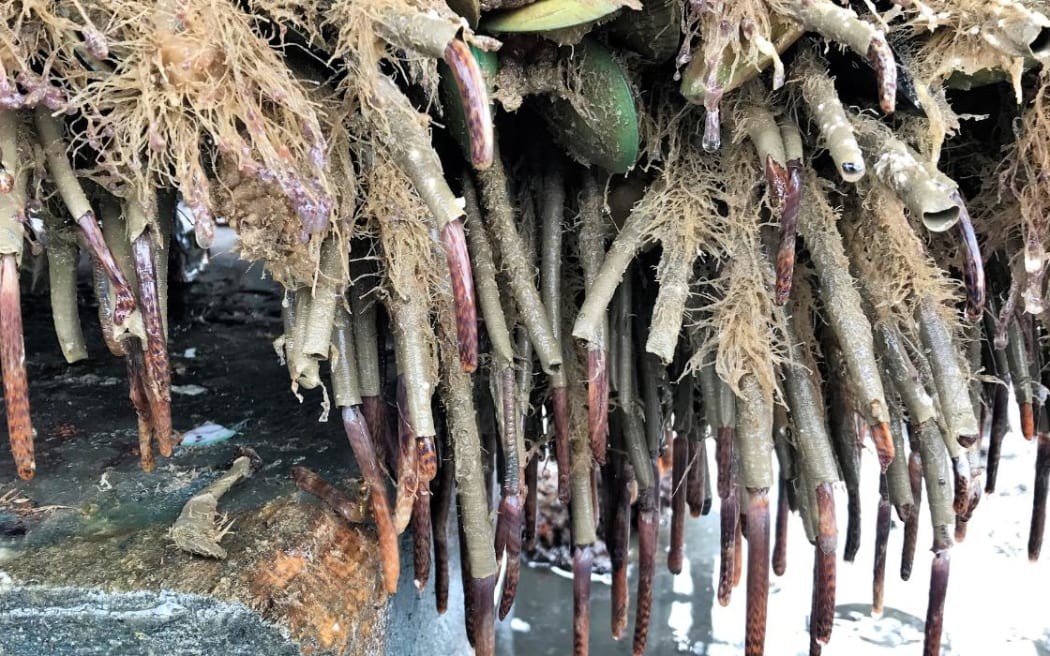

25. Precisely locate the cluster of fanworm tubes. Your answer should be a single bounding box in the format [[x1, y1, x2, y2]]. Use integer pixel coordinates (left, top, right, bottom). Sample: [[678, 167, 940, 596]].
[[3, 1, 1050, 655]]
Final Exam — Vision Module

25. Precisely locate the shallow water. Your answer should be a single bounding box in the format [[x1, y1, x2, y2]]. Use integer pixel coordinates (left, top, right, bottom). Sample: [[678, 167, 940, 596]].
[[498, 436, 1050, 656]]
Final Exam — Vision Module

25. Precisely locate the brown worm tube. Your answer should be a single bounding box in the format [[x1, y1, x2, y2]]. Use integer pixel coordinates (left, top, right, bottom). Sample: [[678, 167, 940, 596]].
[[442, 40, 494, 171], [901, 445, 923, 581], [440, 219, 478, 373], [342, 406, 400, 594], [417, 435, 438, 483], [77, 212, 137, 326], [431, 436, 453, 612], [292, 466, 368, 524], [125, 346, 154, 472], [668, 434, 689, 574], [587, 349, 610, 464], [0, 255, 33, 480], [745, 488, 771, 656], [413, 485, 433, 591], [573, 545, 594, 656], [632, 481, 658, 656], [553, 387, 572, 505], [524, 452, 538, 553], [132, 229, 173, 458], [773, 477, 790, 576], [718, 480, 739, 606], [774, 158, 802, 306], [924, 550, 950, 656], [394, 375, 420, 533], [470, 573, 497, 656], [867, 38, 898, 115], [811, 483, 837, 646], [1029, 435, 1050, 562], [457, 511, 475, 649], [985, 382, 1009, 492], [1005, 315, 1035, 440], [734, 512, 744, 589], [610, 458, 633, 640], [952, 193, 985, 322], [688, 435, 706, 518], [91, 260, 125, 357], [873, 475, 891, 616]]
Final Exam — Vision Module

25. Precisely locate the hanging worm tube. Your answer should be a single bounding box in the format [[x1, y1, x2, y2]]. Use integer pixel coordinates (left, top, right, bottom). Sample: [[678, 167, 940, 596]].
[[413, 483, 433, 591], [394, 376, 420, 534], [475, 145, 560, 375], [539, 160, 572, 504], [495, 368, 523, 619], [1005, 314, 1035, 440], [431, 432, 454, 612], [951, 193, 985, 322], [0, 255, 32, 480], [331, 304, 400, 595], [524, 450, 538, 553], [799, 176, 894, 470], [349, 259, 390, 470], [436, 287, 497, 654], [632, 472, 658, 656], [615, 281, 655, 492], [735, 374, 774, 656], [916, 411, 954, 656], [781, 285, 841, 632], [610, 456, 633, 640], [302, 236, 346, 360], [579, 174, 610, 463], [777, 0, 897, 114], [131, 225, 173, 458], [822, 333, 862, 562], [916, 297, 981, 447], [776, 119, 804, 306], [126, 350, 154, 473], [371, 76, 477, 372], [573, 545, 594, 656], [773, 477, 790, 576], [901, 423, 923, 581], [669, 434, 689, 574], [44, 230, 87, 363], [1030, 433, 1050, 562], [798, 51, 866, 182], [873, 475, 891, 617], [0, 111, 32, 480], [716, 372, 738, 606], [811, 483, 838, 649], [34, 109, 136, 325]]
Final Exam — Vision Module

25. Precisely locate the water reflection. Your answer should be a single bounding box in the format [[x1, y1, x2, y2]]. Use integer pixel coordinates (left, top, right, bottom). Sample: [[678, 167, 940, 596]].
[[497, 436, 1050, 656]]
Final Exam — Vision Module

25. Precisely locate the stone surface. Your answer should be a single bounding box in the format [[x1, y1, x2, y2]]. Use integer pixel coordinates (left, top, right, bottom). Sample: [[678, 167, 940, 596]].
[[0, 235, 390, 655]]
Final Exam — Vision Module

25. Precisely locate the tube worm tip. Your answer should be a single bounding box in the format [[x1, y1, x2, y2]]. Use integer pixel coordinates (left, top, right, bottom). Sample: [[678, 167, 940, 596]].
[[923, 550, 950, 656], [871, 422, 896, 473], [867, 37, 897, 115], [443, 40, 494, 172], [1, 255, 34, 480], [745, 490, 771, 656], [1021, 403, 1035, 440], [573, 545, 594, 656], [1028, 436, 1050, 561]]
